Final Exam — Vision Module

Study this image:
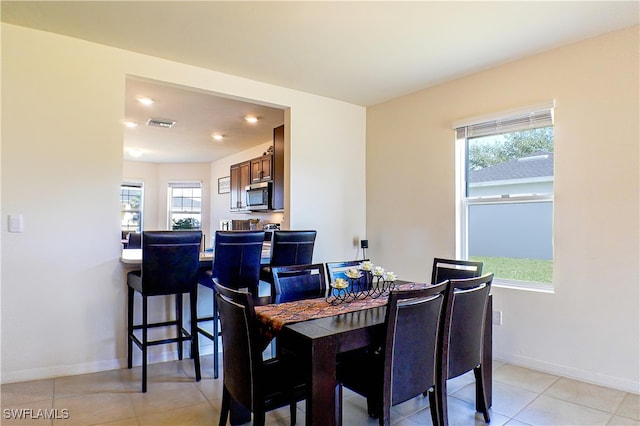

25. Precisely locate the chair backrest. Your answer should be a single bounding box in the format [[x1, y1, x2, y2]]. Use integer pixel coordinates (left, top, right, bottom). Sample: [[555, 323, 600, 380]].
[[212, 231, 265, 295], [431, 257, 483, 284], [271, 263, 327, 303], [325, 259, 367, 282], [214, 283, 264, 411], [141, 230, 202, 296], [325, 259, 370, 293], [382, 281, 452, 407], [269, 230, 317, 267], [127, 232, 142, 249], [447, 273, 493, 379]]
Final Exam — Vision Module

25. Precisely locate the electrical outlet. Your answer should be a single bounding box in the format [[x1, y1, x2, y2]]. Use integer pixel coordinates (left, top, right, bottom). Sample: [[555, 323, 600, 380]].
[[492, 310, 503, 326]]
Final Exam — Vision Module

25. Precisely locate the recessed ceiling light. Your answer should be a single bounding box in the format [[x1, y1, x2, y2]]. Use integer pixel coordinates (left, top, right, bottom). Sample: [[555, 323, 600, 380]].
[[124, 121, 138, 128], [244, 115, 258, 124], [128, 149, 143, 158], [212, 133, 224, 141], [137, 97, 154, 106]]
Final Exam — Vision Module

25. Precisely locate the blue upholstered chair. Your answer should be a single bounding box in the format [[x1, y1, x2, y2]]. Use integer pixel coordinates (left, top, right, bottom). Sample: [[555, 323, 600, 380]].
[[197, 230, 265, 378], [126, 230, 202, 392], [271, 263, 327, 304], [260, 230, 317, 284]]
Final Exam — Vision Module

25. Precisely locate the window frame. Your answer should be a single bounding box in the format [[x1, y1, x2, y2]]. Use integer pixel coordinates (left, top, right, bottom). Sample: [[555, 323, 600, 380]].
[[167, 181, 202, 230], [454, 102, 555, 292], [120, 181, 143, 234]]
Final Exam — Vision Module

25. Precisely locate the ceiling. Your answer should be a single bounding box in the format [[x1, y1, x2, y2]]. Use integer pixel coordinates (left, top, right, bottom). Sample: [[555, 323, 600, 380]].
[[2, 1, 638, 163], [124, 77, 284, 163]]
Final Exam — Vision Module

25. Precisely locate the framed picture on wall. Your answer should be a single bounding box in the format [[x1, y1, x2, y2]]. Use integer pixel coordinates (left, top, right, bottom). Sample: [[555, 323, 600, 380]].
[[218, 176, 230, 194]]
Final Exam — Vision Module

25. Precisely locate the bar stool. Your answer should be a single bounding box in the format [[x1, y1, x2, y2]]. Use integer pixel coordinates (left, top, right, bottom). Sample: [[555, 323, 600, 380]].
[[197, 230, 265, 379], [127, 230, 202, 392]]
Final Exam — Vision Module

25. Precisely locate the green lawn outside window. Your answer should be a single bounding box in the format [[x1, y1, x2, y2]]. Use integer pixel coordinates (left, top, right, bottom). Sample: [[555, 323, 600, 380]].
[[470, 256, 552, 284]]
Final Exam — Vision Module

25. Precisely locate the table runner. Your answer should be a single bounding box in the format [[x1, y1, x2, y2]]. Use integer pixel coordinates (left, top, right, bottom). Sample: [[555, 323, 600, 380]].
[[255, 282, 430, 338]]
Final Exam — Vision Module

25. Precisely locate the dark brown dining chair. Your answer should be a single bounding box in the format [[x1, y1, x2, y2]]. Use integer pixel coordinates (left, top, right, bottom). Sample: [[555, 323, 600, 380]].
[[337, 281, 452, 426], [436, 273, 494, 425], [197, 230, 264, 379], [260, 230, 317, 284], [126, 230, 202, 392], [271, 263, 327, 304], [215, 283, 307, 426], [431, 257, 483, 284]]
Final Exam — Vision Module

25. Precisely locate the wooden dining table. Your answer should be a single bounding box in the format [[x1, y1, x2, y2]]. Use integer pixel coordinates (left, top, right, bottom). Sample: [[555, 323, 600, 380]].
[[254, 283, 493, 426]]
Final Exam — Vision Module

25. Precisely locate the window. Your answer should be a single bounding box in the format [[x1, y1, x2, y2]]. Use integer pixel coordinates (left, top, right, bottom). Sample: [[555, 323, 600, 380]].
[[455, 102, 554, 289], [120, 183, 143, 234], [168, 182, 202, 230]]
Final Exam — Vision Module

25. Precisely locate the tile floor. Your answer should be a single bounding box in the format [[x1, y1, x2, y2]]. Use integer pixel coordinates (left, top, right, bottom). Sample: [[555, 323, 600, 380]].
[[1, 356, 638, 426]]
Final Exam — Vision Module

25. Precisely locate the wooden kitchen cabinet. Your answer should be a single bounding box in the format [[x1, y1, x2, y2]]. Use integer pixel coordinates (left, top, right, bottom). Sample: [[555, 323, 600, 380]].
[[272, 125, 284, 210], [230, 160, 250, 211], [250, 154, 273, 183]]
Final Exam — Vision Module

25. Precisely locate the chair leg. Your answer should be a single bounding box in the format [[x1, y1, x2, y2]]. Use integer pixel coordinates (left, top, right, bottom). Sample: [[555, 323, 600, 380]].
[[427, 387, 442, 426], [190, 290, 201, 382], [213, 292, 219, 379], [142, 295, 148, 393], [176, 294, 184, 360], [289, 401, 297, 425], [434, 377, 448, 426], [219, 386, 231, 426], [127, 287, 134, 369], [253, 411, 265, 426], [474, 366, 490, 423]]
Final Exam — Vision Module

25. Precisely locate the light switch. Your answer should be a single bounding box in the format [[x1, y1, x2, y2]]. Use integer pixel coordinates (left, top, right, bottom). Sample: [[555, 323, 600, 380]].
[[8, 214, 24, 233]]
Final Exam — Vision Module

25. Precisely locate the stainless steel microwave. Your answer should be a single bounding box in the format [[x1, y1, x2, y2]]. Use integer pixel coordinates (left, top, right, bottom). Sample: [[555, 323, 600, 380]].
[[245, 181, 272, 210]]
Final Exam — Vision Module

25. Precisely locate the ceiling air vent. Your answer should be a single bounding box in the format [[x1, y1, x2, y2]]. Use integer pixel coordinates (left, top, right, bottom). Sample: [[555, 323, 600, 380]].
[[146, 118, 176, 128]]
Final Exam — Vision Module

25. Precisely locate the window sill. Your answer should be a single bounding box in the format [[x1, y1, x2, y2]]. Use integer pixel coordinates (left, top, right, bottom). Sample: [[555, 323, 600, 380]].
[[492, 278, 555, 294]]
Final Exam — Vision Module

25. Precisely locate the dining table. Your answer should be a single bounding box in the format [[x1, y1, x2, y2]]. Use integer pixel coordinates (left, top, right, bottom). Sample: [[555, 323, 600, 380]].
[[254, 282, 493, 426]]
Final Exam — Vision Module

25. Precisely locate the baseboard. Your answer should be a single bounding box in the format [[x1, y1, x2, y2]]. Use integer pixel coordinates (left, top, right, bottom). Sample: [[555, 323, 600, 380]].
[[494, 351, 640, 394], [1, 343, 216, 385]]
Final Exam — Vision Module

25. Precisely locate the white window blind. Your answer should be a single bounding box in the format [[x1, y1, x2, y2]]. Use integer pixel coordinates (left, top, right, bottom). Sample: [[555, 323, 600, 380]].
[[454, 101, 555, 139]]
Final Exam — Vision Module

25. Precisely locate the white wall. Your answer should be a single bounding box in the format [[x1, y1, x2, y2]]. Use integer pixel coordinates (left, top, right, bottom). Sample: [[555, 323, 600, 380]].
[[366, 26, 639, 392], [123, 161, 212, 233], [1, 23, 366, 383]]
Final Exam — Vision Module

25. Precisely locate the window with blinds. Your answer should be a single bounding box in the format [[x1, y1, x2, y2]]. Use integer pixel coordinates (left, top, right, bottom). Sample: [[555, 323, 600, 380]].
[[455, 102, 555, 288]]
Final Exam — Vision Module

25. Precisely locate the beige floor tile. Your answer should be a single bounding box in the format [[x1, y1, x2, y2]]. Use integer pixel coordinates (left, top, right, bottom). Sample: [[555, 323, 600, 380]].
[[53, 369, 126, 398], [408, 396, 510, 426], [504, 419, 533, 425], [52, 393, 136, 426], [194, 377, 224, 404], [543, 377, 627, 413], [617, 393, 640, 421], [0, 400, 54, 426], [447, 371, 476, 394], [1, 379, 54, 406], [514, 394, 612, 425], [128, 381, 207, 417], [389, 393, 432, 417], [494, 364, 559, 393], [137, 401, 218, 426], [92, 418, 140, 426], [452, 381, 538, 418], [608, 415, 640, 425]]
